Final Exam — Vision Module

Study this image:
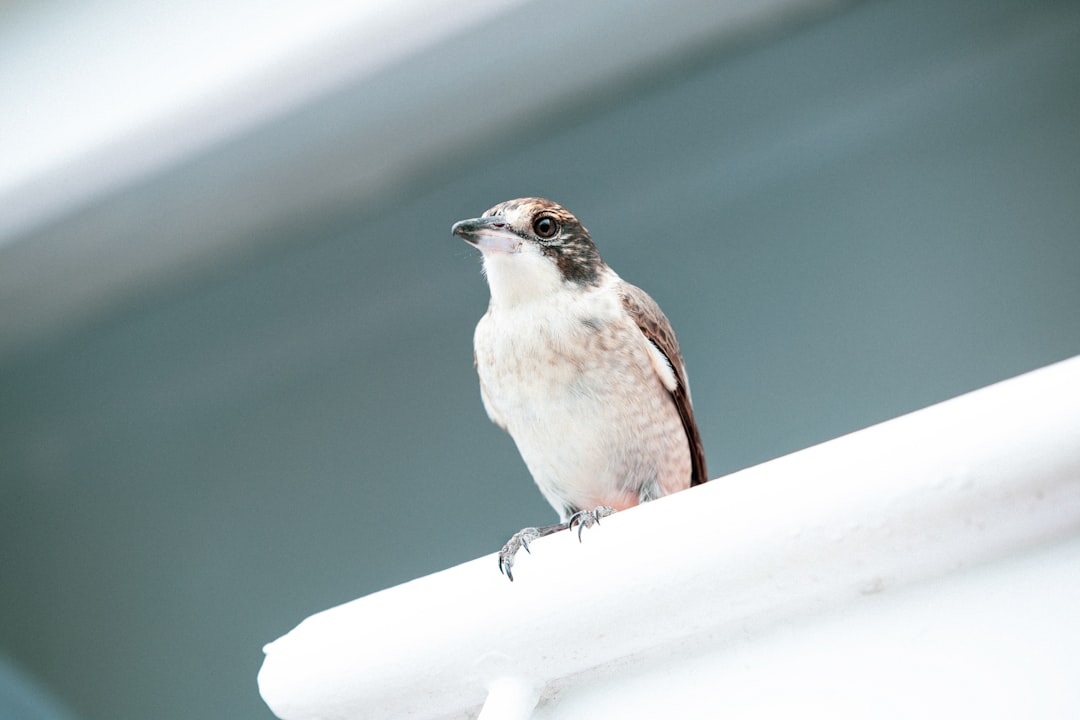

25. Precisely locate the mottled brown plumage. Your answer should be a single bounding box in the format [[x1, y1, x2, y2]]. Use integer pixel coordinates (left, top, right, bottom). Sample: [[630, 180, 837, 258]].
[[619, 285, 709, 487]]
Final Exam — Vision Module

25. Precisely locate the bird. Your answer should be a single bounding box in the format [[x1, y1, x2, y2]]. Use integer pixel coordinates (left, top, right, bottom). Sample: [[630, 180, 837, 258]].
[[452, 198, 707, 580]]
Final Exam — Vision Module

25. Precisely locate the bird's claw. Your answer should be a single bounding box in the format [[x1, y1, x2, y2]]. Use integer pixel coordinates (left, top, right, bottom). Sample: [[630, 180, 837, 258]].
[[498, 527, 541, 581], [567, 506, 617, 542], [496, 507, 616, 581]]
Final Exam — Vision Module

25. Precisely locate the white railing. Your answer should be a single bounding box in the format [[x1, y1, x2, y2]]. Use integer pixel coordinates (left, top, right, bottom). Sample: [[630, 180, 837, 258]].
[[258, 356, 1080, 719]]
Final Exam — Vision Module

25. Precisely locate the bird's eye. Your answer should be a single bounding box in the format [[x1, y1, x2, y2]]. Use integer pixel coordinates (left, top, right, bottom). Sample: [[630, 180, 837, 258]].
[[533, 215, 558, 239]]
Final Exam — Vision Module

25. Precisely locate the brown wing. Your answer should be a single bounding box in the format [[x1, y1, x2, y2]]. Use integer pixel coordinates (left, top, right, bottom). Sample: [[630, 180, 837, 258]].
[[620, 283, 709, 486]]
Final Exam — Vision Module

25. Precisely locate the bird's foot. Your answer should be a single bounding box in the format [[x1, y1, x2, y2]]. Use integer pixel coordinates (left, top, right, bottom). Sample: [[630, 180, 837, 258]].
[[497, 527, 542, 581], [567, 506, 617, 541], [497, 507, 616, 581]]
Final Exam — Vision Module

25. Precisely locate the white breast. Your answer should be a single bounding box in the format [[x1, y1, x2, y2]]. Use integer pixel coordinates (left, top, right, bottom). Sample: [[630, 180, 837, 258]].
[[473, 269, 691, 520]]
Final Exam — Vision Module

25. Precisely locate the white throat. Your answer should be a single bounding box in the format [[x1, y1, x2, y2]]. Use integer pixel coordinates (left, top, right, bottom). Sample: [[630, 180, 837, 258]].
[[480, 245, 567, 309]]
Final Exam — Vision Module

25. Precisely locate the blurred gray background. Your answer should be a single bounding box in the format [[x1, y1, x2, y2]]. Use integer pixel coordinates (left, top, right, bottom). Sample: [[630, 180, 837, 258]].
[[2, 0, 1079, 718]]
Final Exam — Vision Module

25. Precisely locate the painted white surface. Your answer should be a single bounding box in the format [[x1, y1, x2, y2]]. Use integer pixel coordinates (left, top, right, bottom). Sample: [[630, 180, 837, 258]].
[[532, 539, 1080, 719], [258, 356, 1080, 719]]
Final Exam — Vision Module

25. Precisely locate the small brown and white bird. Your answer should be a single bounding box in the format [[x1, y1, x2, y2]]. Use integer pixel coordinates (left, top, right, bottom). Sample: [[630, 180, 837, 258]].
[[452, 198, 707, 580]]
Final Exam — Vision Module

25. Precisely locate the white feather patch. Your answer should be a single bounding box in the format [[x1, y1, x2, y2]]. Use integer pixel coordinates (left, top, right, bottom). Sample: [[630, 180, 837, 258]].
[[644, 338, 678, 393]]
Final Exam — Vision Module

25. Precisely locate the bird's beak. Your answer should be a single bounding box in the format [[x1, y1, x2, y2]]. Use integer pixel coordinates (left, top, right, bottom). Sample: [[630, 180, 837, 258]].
[[452, 215, 522, 254]]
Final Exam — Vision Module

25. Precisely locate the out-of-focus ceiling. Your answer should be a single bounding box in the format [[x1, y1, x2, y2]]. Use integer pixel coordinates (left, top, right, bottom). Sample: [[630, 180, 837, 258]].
[[0, 0, 845, 365]]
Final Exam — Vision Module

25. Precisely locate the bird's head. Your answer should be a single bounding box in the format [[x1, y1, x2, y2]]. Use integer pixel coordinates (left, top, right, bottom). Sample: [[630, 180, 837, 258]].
[[453, 198, 605, 305]]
